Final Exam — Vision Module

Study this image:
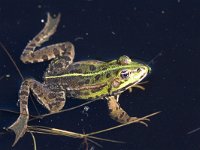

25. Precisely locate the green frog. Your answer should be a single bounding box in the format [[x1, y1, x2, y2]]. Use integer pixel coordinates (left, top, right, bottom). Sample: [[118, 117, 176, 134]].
[[8, 13, 151, 146]]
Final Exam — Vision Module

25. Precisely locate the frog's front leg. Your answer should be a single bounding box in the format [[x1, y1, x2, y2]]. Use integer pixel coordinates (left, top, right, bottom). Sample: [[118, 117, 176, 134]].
[[106, 96, 149, 125], [20, 13, 75, 64], [8, 78, 66, 146]]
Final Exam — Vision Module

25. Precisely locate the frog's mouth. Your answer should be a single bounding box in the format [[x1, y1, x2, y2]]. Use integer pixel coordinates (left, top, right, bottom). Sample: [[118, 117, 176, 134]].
[[112, 71, 148, 96]]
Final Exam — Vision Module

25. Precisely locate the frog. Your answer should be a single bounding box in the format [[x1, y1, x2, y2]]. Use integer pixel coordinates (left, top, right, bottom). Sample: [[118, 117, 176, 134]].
[[8, 13, 151, 146]]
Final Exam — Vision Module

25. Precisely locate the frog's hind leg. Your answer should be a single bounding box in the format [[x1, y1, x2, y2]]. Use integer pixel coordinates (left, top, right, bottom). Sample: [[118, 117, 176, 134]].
[[20, 13, 75, 64], [106, 96, 149, 125], [8, 78, 66, 146]]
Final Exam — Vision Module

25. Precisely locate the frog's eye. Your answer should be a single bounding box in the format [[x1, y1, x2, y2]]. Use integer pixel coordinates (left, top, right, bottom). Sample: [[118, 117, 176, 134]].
[[118, 55, 132, 65], [120, 70, 130, 79]]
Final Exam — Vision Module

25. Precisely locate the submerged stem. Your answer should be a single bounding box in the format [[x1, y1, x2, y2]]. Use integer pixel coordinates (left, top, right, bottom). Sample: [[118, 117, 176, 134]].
[[29, 100, 97, 121], [88, 111, 160, 136], [30, 132, 37, 150], [27, 125, 124, 144]]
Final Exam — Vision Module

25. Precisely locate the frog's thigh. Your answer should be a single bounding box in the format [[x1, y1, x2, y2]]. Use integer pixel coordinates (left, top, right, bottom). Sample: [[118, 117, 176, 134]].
[[27, 79, 66, 112], [21, 42, 75, 64], [107, 96, 135, 124]]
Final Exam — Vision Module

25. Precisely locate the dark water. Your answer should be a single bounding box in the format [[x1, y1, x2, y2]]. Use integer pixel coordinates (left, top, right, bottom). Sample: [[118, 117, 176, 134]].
[[0, 0, 200, 150]]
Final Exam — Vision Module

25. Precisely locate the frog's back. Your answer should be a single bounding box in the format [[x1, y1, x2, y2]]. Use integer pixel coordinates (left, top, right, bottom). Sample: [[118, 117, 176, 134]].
[[65, 60, 108, 89], [67, 60, 105, 74], [44, 60, 112, 100]]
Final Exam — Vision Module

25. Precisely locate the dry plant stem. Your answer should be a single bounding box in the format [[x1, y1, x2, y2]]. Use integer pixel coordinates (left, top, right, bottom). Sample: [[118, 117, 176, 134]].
[[0, 76, 5, 80], [0, 42, 40, 116], [27, 112, 160, 146], [87, 139, 103, 148], [0, 42, 24, 80], [29, 132, 37, 150], [0, 100, 97, 121], [187, 127, 200, 134], [29, 100, 98, 121], [88, 111, 160, 136], [0, 108, 35, 118], [27, 126, 124, 144]]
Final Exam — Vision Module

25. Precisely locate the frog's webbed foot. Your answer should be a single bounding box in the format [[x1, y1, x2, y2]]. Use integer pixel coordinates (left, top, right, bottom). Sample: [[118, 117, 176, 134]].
[[40, 13, 61, 44], [128, 83, 146, 93], [8, 78, 66, 146], [128, 117, 150, 127], [26, 12, 61, 50], [8, 114, 29, 146], [106, 96, 150, 126], [20, 13, 75, 65], [7, 79, 31, 146]]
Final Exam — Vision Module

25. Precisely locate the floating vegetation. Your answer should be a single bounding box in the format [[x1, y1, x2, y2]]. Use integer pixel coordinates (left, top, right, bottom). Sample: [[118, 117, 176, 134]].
[[27, 112, 160, 150]]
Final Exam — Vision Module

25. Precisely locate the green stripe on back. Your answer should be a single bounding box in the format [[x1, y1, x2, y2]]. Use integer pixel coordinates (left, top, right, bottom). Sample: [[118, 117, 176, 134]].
[[45, 64, 134, 79]]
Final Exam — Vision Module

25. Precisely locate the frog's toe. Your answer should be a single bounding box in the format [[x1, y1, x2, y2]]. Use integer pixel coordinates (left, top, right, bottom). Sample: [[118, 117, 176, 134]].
[[8, 115, 28, 147], [129, 117, 150, 127]]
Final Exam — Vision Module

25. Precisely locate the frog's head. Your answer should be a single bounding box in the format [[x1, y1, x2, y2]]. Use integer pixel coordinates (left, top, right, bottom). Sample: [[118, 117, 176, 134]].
[[109, 55, 151, 95]]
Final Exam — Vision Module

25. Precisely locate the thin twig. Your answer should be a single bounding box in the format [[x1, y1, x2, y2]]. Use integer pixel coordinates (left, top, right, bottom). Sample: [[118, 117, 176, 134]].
[[29, 100, 97, 121], [87, 111, 160, 136], [30, 132, 37, 150], [0, 75, 5, 80], [26, 111, 160, 147], [27, 126, 124, 144], [0, 42, 41, 117], [0, 42, 24, 80], [187, 127, 200, 134], [0, 100, 98, 121], [0, 108, 36, 118], [87, 139, 103, 148]]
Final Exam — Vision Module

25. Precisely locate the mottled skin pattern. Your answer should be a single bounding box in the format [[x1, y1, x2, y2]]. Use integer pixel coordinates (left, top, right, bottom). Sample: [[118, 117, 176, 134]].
[[8, 13, 151, 146]]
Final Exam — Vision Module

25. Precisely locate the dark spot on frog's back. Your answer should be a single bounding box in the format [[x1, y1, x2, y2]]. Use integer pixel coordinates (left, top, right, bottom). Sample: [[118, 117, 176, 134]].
[[126, 117, 131, 122], [95, 74, 100, 81], [25, 47, 33, 51], [20, 91, 29, 96], [35, 37, 40, 42], [77, 80, 85, 86], [73, 64, 80, 68], [85, 79, 90, 84], [120, 112, 125, 118], [31, 53, 35, 57], [48, 93, 56, 99], [91, 88, 100, 93], [65, 56, 71, 61], [56, 97, 65, 102], [33, 60, 39, 63], [106, 73, 111, 78], [82, 91, 90, 96], [53, 48, 60, 56], [102, 67, 107, 70], [89, 65, 96, 71], [38, 93, 44, 97], [67, 50, 71, 55], [95, 95, 100, 99], [33, 83, 37, 89], [69, 68, 82, 73], [42, 55, 48, 61], [73, 90, 81, 96], [54, 62, 63, 68], [75, 69, 83, 73], [88, 97, 93, 100], [29, 43, 36, 47], [22, 101, 28, 105], [60, 44, 66, 51]]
